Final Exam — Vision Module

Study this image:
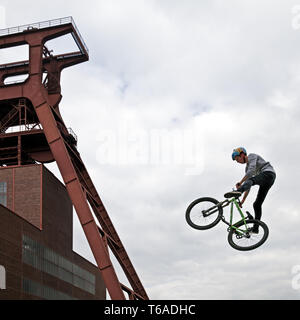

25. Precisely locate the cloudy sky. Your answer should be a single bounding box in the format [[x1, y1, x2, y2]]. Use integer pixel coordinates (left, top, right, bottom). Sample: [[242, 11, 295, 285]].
[[1, 0, 300, 299]]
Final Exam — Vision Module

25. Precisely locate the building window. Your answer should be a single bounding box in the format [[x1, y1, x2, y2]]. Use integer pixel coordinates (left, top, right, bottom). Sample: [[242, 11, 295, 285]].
[[0, 182, 7, 207], [22, 235, 96, 295], [23, 277, 77, 300]]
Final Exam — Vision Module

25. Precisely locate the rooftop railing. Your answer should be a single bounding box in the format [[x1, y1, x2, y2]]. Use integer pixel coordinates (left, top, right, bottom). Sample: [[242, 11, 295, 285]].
[[0, 16, 89, 55]]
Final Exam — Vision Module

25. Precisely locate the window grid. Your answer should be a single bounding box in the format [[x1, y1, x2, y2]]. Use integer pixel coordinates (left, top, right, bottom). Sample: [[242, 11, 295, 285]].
[[0, 182, 7, 206], [22, 235, 96, 295], [23, 277, 77, 300]]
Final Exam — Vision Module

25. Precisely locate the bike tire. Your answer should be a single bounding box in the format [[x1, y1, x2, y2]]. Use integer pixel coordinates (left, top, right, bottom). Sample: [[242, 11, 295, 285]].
[[185, 197, 223, 230], [227, 219, 269, 251]]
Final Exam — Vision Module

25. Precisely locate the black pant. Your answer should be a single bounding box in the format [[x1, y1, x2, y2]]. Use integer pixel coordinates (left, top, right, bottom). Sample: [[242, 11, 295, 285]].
[[238, 171, 276, 220]]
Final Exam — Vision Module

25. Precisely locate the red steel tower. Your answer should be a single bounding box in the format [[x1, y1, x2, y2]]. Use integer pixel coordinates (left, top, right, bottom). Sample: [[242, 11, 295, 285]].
[[0, 17, 148, 300]]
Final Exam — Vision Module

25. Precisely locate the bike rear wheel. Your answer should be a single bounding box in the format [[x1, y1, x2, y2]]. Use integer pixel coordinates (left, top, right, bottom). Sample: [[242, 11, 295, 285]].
[[185, 197, 223, 230], [227, 219, 269, 251]]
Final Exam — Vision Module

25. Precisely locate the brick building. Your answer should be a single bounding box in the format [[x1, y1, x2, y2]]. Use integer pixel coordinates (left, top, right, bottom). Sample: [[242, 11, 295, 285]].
[[0, 164, 106, 300]]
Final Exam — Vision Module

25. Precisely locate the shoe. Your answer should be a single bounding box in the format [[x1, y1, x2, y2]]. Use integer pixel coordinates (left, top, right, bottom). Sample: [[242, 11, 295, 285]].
[[247, 226, 259, 234], [224, 191, 242, 199]]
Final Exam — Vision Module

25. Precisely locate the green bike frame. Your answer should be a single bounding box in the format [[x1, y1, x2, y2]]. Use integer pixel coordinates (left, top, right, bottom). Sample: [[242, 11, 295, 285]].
[[220, 197, 250, 235]]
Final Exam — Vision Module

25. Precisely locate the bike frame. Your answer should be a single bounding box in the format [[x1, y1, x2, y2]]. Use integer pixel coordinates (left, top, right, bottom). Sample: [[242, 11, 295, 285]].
[[220, 198, 249, 233], [203, 197, 250, 234]]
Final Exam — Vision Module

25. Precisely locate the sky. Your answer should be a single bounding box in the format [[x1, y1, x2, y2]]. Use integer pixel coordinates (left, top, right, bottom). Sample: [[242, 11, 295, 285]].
[[1, 0, 300, 300]]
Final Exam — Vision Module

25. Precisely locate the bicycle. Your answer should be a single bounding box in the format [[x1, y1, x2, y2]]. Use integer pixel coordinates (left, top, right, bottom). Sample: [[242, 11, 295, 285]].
[[185, 193, 269, 251]]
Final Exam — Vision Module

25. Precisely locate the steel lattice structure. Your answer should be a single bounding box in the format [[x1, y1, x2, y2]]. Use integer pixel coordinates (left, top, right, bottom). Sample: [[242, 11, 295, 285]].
[[0, 17, 148, 300]]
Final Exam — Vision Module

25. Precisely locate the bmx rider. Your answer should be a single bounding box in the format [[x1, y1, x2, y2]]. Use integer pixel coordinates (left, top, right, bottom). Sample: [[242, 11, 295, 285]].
[[224, 147, 276, 233]]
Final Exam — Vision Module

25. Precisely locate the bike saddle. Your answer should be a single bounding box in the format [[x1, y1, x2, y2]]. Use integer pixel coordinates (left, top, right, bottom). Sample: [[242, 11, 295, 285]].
[[224, 191, 242, 199]]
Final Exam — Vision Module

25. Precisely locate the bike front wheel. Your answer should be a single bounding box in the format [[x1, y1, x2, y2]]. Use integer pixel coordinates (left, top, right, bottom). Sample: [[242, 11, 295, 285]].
[[227, 219, 269, 251], [185, 197, 223, 230]]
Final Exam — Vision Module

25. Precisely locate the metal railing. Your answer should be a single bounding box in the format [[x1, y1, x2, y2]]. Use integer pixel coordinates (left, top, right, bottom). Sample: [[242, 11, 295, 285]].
[[0, 16, 89, 55]]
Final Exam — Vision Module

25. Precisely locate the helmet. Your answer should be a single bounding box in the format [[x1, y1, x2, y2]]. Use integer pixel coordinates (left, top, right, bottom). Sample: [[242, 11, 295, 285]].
[[232, 147, 247, 160]]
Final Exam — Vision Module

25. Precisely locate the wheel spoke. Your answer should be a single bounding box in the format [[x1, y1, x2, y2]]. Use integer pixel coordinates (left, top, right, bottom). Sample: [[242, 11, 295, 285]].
[[228, 220, 269, 251], [186, 198, 222, 230]]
